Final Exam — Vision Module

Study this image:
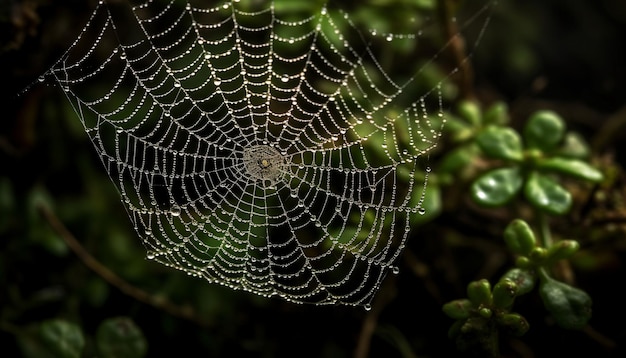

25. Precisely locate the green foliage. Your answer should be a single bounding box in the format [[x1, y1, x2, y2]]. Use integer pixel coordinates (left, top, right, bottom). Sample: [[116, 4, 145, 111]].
[[15, 319, 85, 358], [96, 317, 148, 358], [469, 109, 603, 215], [441, 101, 604, 355], [539, 275, 592, 330]]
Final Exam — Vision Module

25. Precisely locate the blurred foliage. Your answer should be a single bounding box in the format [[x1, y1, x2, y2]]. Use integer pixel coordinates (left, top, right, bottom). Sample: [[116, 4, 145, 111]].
[[2, 0, 626, 357]]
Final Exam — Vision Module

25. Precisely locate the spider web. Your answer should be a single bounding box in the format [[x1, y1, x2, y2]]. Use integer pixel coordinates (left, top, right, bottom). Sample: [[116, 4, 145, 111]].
[[45, 0, 494, 307]]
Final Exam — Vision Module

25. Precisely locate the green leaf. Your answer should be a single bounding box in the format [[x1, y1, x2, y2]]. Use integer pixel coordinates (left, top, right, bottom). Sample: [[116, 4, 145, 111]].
[[524, 172, 572, 215], [444, 116, 474, 142], [443, 299, 474, 320], [471, 167, 523, 207], [557, 132, 590, 159], [501, 268, 536, 296], [537, 157, 603, 183], [476, 126, 523, 161], [39, 319, 85, 358], [497, 313, 529, 336], [492, 279, 518, 310], [523, 110, 565, 152], [503, 219, 536, 255], [97, 317, 148, 358], [467, 279, 492, 306], [483, 102, 509, 126], [438, 144, 480, 176], [458, 100, 482, 127], [546, 240, 580, 262], [539, 277, 592, 329]]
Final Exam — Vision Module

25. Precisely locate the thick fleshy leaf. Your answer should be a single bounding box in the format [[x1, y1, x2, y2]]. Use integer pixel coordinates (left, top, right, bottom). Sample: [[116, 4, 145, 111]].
[[471, 167, 523, 207], [537, 157, 603, 183], [97, 317, 148, 358], [492, 279, 518, 310], [443, 299, 474, 320], [445, 116, 474, 142], [476, 126, 523, 161], [467, 279, 492, 306], [539, 277, 592, 329], [39, 320, 85, 358], [483, 102, 510, 126], [546, 240, 580, 262], [557, 132, 590, 159], [524, 110, 565, 152], [438, 144, 480, 176], [503, 219, 536, 255], [497, 312, 530, 336], [458, 100, 482, 127], [502, 268, 536, 296], [524, 172, 572, 215]]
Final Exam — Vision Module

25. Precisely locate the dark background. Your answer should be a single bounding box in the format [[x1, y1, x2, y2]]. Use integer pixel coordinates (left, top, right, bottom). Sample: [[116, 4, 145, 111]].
[[1, 0, 626, 357]]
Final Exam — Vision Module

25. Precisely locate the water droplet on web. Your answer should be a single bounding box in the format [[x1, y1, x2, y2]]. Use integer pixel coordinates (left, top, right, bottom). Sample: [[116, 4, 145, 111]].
[[44, 0, 490, 307], [418, 207, 426, 215], [391, 266, 400, 274], [425, 166, 432, 173], [38, 76, 45, 83]]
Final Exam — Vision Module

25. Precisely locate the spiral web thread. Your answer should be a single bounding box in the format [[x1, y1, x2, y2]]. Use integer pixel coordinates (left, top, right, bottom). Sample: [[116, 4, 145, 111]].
[[46, 0, 493, 307]]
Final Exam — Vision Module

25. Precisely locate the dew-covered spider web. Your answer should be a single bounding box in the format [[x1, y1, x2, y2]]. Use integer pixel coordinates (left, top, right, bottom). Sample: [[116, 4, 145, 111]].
[[44, 0, 494, 307]]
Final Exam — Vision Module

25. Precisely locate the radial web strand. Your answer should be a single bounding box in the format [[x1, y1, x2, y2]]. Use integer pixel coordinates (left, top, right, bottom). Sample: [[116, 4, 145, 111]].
[[45, 0, 494, 306]]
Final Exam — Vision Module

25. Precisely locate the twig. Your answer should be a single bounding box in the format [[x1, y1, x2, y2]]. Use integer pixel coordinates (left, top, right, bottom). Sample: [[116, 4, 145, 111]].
[[438, 0, 475, 101], [38, 204, 212, 327]]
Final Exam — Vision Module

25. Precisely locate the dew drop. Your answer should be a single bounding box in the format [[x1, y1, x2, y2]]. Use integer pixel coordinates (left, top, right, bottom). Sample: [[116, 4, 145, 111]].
[[425, 166, 432, 173], [147, 252, 155, 260], [38, 76, 45, 83], [418, 207, 426, 215], [171, 206, 181, 216], [391, 266, 400, 274], [214, 79, 221, 86], [281, 75, 289, 83], [386, 35, 393, 41], [364, 304, 372, 311]]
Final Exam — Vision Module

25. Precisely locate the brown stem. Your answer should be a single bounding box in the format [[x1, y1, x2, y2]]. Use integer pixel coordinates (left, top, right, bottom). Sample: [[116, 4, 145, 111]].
[[38, 204, 211, 327], [438, 0, 475, 101]]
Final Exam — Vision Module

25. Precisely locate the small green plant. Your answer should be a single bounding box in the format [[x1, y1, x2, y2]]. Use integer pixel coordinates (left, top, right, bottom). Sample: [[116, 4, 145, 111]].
[[442, 104, 603, 356]]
